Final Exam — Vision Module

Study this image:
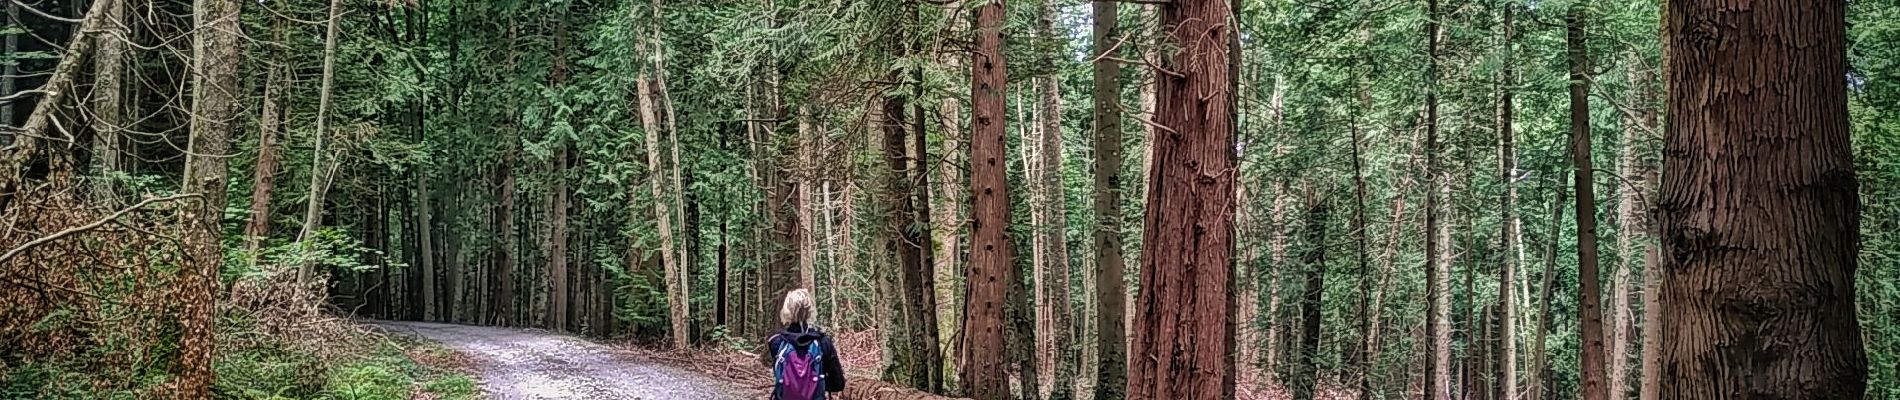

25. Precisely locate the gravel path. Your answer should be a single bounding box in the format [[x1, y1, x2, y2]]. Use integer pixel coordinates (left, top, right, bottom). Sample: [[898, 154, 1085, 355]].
[[375, 321, 755, 400]]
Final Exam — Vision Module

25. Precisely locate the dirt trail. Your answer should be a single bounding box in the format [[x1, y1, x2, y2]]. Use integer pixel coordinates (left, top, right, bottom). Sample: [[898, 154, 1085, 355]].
[[375, 321, 757, 400]]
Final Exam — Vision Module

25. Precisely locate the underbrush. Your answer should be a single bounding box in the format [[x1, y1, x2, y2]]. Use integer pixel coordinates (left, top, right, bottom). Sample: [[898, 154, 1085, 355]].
[[1, 266, 477, 399]]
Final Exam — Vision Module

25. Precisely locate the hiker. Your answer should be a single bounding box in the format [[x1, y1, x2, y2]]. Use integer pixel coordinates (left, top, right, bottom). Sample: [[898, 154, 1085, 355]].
[[766, 288, 846, 400]]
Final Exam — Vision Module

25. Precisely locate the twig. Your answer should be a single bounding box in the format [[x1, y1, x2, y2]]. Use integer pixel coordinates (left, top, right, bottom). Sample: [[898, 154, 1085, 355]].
[[0, 193, 198, 265]]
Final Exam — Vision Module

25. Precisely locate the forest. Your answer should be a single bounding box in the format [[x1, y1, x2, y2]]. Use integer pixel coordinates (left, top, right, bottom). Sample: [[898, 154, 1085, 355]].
[[2, 0, 1897, 398]]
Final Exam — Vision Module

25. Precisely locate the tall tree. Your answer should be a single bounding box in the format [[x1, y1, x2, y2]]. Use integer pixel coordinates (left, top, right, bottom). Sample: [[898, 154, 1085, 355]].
[[298, 0, 346, 284], [1495, 3, 1519, 398], [179, 0, 240, 393], [1089, 1, 1127, 398], [639, 71, 686, 348], [1128, 0, 1238, 398], [1293, 189, 1329, 400], [1658, 0, 1866, 397], [88, 0, 126, 202], [1425, 0, 1451, 396], [958, 1, 1011, 398], [883, 89, 944, 391], [1569, 3, 1608, 399], [1031, 3, 1075, 397], [243, 16, 288, 264]]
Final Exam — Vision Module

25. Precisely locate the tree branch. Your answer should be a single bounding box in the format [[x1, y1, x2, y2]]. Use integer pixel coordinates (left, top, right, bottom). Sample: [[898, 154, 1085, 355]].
[[0, 193, 199, 266]]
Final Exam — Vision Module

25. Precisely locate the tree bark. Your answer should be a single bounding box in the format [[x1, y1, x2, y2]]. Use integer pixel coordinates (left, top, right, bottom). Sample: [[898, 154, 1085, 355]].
[[1496, 5, 1519, 399], [883, 91, 944, 392], [1528, 179, 1567, 400], [1293, 189, 1329, 400], [638, 73, 687, 348], [1425, 0, 1450, 396], [298, 0, 347, 284], [178, 0, 239, 393], [958, 2, 1010, 398], [1633, 57, 1662, 400], [242, 16, 287, 264], [1129, 0, 1238, 398], [88, 0, 126, 203], [1568, 4, 1608, 400], [1032, 4, 1076, 393], [1088, 2, 1127, 398], [1658, 0, 1865, 397], [1608, 50, 1651, 400]]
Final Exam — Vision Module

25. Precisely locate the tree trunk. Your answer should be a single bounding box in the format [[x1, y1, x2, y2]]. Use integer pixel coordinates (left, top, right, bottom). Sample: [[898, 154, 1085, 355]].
[[1527, 180, 1567, 400], [88, 0, 126, 203], [638, 73, 688, 349], [757, 16, 802, 364], [1608, 50, 1651, 400], [1033, 4, 1076, 393], [298, 0, 347, 284], [1129, 0, 1238, 398], [958, 2, 1011, 398], [1496, 4, 1519, 399], [1658, 0, 1865, 397], [799, 109, 819, 294], [549, 146, 570, 330], [1633, 58, 1661, 400], [0, 0, 14, 129], [934, 49, 967, 371], [1089, 2, 1127, 398], [1293, 189, 1329, 400], [242, 16, 287, 263], [1425, 0, 1450, 396], [178, 0, 240, 393], [883, 92, 944, 392], [1568, 4, 1608, 400]]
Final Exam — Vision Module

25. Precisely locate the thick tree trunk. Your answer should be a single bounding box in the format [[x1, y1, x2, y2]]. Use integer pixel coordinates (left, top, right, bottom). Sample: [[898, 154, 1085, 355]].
[[1293, 190, 1328, 400], [298, 0, 347, 284], [1568, 5, 1608, 400], [178, 0, 240, 394], [958, 2, 1011, 398], [1129, 0, 1238, 398], [1496, 5, 1519, 400], [1658, 0, 1865, 397], [1088, 2, 1128, 397]]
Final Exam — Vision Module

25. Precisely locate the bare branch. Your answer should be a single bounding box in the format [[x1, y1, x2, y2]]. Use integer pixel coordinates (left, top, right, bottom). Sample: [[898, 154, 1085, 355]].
[[0, 193, 199, 265]]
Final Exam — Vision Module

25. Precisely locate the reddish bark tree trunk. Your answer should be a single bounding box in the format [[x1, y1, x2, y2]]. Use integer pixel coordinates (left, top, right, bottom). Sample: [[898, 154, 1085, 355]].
[[957, 2, 1011, 398], [1128, 0, 1238, 398], [1658, 0, 1865, 397], [1569, 4, 1608, 400]]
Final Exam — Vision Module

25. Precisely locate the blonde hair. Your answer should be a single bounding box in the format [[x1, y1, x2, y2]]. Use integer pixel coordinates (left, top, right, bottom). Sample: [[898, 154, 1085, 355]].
[[780, 288, 816, 326]]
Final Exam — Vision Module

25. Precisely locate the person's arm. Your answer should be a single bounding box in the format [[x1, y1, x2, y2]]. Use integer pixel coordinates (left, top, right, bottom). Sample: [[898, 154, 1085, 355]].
[[820, 335, 846, 392]]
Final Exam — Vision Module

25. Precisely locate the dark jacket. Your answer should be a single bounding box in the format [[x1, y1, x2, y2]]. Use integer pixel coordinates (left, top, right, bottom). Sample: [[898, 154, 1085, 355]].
[[767, 323, 846, 393]]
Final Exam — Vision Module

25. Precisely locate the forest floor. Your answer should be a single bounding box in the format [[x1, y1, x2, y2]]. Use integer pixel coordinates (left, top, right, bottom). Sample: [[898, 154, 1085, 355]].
[[374, 321, 759, 400]]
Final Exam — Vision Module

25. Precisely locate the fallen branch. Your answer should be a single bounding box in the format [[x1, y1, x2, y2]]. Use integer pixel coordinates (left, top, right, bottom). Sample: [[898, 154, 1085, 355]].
[[836, 380, 973, 400], [0, 193, 198, 265]]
